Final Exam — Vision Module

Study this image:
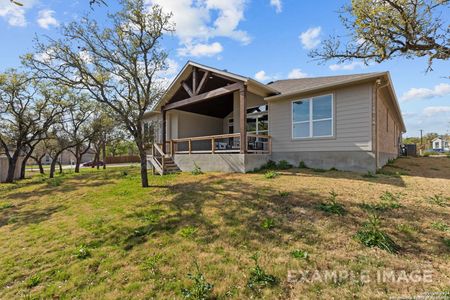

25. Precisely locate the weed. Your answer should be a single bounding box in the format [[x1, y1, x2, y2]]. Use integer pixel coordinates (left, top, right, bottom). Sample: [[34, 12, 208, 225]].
[[355, 214, 399, 253], [142, 254, 163, 273], [443, 238, 450, 249], [291, 249, 309, 260], [431, 221, 450, 232], [0, 203, 14, 210], [75, 244, 91, 259], [360, 191, 401, 212], [427, 194, 448, 207], [317, 190, 346, 215], [278, 191, 290, 197], [47, 177, 63, 187], [329, 167, 338, 171], [264, 170, 279, 179], [261, 218, 275, 230], [26, 274, 41, 288], [191, 163, 203, 175], [179, 226, 198, 238], [121, 170, 129, 177], [396, 223, 417, 234], [298, 161, 308, 169], [247, 253, 278, 291], [181, 262, 214, 300]]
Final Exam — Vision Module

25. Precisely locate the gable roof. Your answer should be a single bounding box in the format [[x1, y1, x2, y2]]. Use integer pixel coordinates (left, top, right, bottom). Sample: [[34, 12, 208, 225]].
[[152, 61, 279, 112]]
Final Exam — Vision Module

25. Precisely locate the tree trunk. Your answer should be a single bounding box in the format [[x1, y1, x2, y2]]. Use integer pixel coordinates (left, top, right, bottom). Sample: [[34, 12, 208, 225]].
[[20, 146, 35, 179], [37, 159, 45, 174], [5, 154, 18, 183], [58, 161, 63, 174], [49, 157, 58, 178], [102, 141, 106, 170], [74, 145, 81, 173], [138, 144, 149, 188]]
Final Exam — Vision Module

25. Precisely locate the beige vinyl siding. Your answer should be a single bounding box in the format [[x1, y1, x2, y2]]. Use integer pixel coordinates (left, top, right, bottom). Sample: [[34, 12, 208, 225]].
[[269, 83, 373, 152]]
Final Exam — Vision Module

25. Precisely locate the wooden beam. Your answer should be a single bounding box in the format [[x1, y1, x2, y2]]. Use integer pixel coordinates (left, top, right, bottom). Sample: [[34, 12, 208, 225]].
[[196, 71, 209, 94], [162, 109, 167, 154], [239, 85, 247, 154], [211, 72, 239, 83], [163, 82, 243, 111], [192, 67, 197, 95], [182, 81, 193, 97]]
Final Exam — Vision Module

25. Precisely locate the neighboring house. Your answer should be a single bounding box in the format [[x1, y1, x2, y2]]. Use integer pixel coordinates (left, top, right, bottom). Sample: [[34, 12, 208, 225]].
[[40, 149, 96, 165], [144, 61, 405, 174], [431, 137, 449, 152]]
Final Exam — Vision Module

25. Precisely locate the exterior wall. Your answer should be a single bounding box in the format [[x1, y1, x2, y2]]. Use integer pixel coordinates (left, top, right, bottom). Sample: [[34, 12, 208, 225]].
[[271, 151, 376, 173], [164, 110, 223, 140], [0, 156, 24, 182], [269, 83, 373, 152], [173, 153, 270, 173], [376, 88, 402, 167]]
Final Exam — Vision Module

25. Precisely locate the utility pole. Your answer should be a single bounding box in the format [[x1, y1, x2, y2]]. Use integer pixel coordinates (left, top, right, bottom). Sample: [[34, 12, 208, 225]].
[[420, 129, 423, 147]]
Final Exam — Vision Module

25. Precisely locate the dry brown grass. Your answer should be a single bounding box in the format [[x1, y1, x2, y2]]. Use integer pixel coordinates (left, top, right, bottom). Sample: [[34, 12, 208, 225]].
[[0, 157, 449, 299]]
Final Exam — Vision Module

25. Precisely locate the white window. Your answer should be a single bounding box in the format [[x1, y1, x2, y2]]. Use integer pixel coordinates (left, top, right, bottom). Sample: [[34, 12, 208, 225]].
[[292, 94, 333, 139]]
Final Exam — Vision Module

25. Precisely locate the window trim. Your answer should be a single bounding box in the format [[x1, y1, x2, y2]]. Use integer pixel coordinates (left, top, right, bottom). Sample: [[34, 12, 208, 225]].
[[291, 93, 334, 140]]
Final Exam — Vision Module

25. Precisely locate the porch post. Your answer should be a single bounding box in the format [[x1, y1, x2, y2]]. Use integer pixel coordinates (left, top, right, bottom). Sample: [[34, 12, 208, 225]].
[[162, 108, 167, 154], [239, 85, 247, 154]]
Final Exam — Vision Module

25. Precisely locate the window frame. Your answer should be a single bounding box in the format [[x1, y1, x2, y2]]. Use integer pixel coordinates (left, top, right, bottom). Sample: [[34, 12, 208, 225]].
[[247, 104, 269, 135], [291, 93, 334, 140]]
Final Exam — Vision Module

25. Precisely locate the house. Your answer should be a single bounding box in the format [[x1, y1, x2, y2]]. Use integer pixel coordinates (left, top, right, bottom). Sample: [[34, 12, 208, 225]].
[[431, 137, 449, 152], [144, 61, 405, 174]]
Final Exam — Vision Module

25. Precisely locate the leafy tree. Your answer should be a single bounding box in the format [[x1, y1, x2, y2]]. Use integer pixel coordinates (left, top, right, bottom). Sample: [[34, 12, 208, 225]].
[[310, 0, 450, 71], [0, 71, 64, 182], [24, 0, 174, 187]]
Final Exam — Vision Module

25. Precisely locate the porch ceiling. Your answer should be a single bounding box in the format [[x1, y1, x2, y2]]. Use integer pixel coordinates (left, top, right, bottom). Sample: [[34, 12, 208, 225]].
[[175, 93, 233, 118]]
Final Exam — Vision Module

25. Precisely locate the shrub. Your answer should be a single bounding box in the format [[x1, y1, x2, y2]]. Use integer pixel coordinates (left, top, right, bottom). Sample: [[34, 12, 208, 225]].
[[75, 244, 91, 259], [431, 221, 450, 232], [355, 214, 399, 253], [247, 253, 278, 291], [261, 218, 275, 230], [181, 262, 214, 300], [291, 249, 309, 260], [317, 190, 346, 215], [191, 163, 203, 175], [422, 151, 435, 157], [277, 160, 292, 170], [264, 170, 279, 179], [329, 167, 338, 171], [362, 171, 377, 178], [179, 226, 198, 238], [312, 168, 327, 173], [298, 161, 308, 169]]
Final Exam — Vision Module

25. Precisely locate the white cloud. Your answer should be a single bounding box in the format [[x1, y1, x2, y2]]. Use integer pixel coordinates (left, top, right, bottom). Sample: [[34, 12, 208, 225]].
[[287, 68, 308, 79], [329, 61, 364, 71], [400, 83, 450, 102], [254, 70, 271, 82], [299, 26, 321, 50], [178, 42, 223, 57], [270, 0, 282, 13], [423, 106, 450, 117], [148, 0, 250, 58], [0, 0, 36, 27], [37, 9, 59, 29]]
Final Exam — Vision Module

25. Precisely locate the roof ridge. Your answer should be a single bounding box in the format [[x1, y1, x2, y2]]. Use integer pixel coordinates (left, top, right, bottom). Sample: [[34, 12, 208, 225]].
[[268, 72, 386, 84]]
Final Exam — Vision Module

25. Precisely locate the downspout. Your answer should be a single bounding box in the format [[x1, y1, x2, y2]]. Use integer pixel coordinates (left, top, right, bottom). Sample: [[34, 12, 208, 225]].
[[374, 79, 390, 170]]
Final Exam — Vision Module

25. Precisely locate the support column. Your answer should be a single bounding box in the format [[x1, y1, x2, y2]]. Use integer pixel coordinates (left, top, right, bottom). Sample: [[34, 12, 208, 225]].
[[239, 85, 247, 154], [162, 108, 167, 154]]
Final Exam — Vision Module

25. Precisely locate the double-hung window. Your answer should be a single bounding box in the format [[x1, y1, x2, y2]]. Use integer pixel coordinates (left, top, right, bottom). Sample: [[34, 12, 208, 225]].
[[292, 94, 333, 139]]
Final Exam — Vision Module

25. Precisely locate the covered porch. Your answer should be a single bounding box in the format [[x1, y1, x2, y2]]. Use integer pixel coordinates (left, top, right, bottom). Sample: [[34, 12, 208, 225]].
[[147, 62, 278, 174]]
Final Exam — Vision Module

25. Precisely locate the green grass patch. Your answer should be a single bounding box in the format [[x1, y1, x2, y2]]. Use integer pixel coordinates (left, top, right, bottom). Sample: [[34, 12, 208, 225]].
[[355, 214, 399, 254], [264, 170, 279, 179], [291, 249, 309, 260]]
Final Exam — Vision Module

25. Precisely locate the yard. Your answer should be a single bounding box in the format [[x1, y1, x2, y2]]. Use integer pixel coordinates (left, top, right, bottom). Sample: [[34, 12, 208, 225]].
[[0, 157, 449, 299]]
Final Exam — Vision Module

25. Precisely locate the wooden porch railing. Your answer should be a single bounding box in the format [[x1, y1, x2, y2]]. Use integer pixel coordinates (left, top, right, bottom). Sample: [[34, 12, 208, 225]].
[[162, 133, 272, 155]]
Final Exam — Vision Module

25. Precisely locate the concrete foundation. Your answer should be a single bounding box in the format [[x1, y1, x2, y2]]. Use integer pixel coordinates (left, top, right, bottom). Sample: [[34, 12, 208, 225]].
[[271, 151, 377, 173], [378, 151, 399, 168], [173, 153, 270, 173]]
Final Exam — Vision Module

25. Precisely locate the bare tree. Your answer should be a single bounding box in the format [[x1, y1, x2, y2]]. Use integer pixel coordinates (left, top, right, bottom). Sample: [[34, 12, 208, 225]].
[[0, 70, 64, 182], [24, 0, 174, 187], [310, 0, 450, 71], [30, 140, 49, 174]]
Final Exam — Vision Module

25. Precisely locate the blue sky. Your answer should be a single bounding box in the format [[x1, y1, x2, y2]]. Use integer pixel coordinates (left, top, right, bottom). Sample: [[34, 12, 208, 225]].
[[1, 0, 449, 137]]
